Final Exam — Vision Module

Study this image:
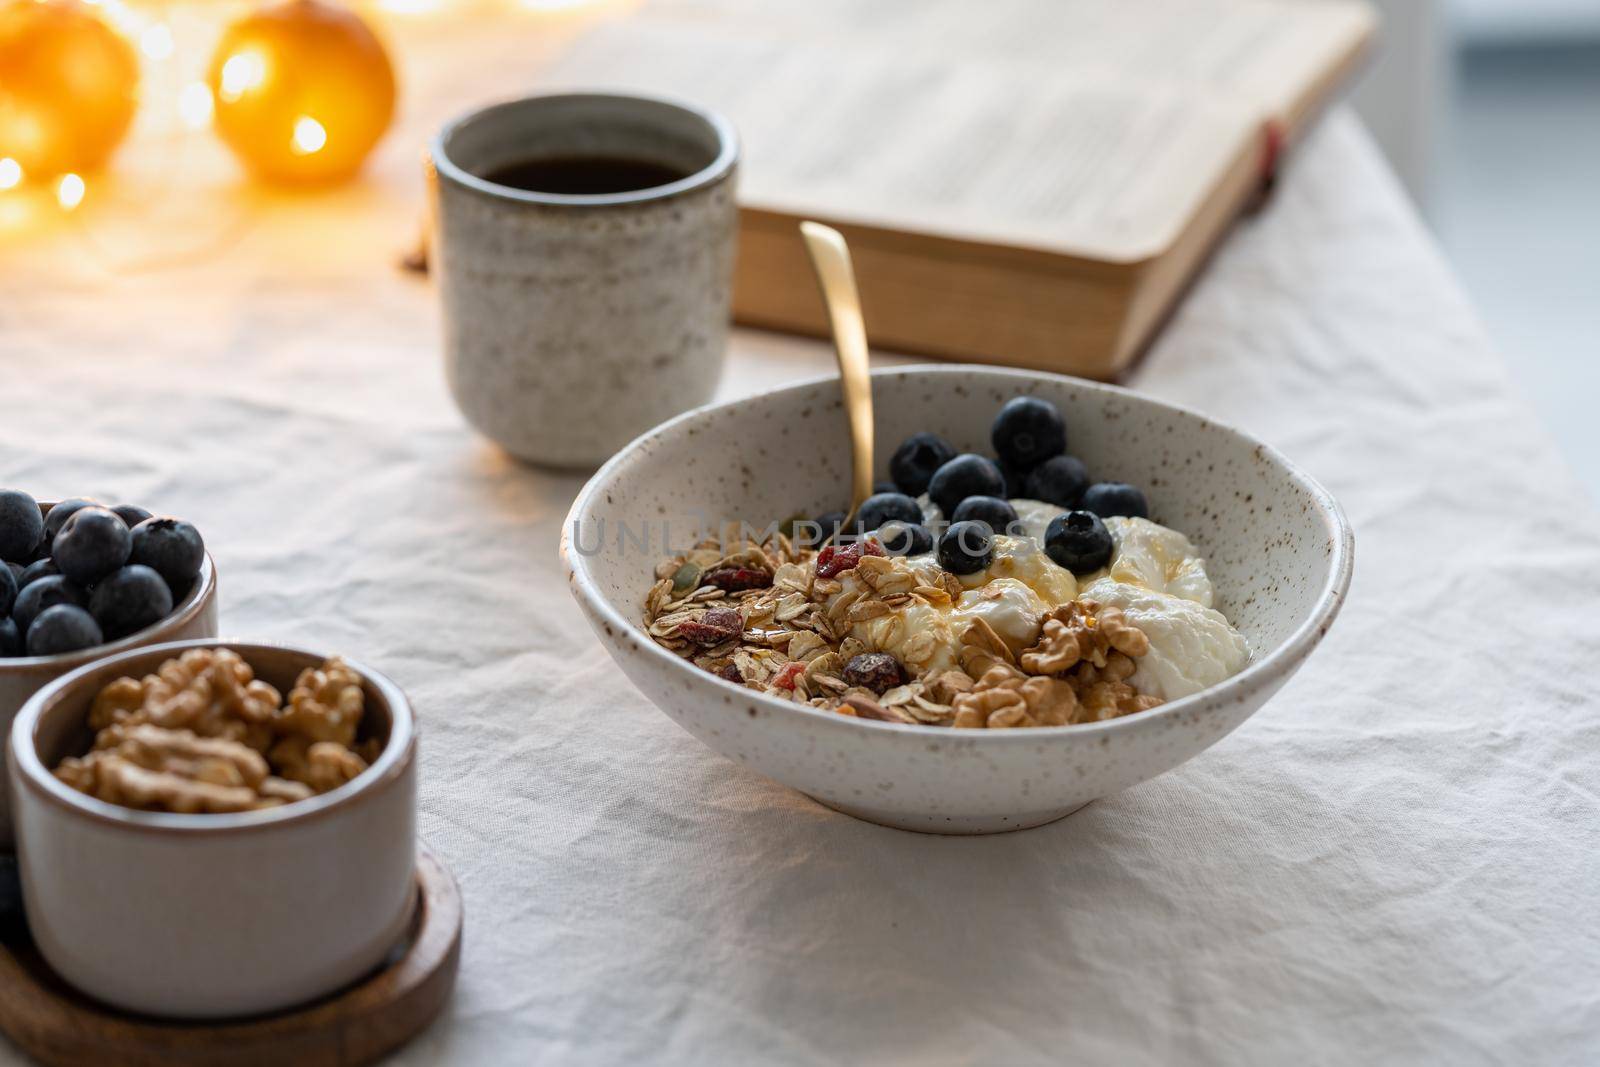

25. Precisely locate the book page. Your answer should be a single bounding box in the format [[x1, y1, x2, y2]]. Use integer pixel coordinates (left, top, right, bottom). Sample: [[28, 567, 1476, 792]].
[[649, 0, 1376, 122], [536, 19, 1255, 260]]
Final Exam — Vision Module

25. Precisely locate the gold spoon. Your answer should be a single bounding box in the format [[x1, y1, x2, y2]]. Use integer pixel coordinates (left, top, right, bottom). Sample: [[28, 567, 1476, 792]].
[[800, 221, 874, 532]]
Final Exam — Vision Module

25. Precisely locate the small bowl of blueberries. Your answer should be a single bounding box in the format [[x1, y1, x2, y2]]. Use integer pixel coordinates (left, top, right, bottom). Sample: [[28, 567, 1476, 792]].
[[0, 490, 218, 844]]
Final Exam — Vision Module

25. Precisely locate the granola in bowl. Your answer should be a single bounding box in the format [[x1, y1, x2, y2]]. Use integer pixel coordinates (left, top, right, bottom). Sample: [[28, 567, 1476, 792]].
[[641, 393, 1251, 730]]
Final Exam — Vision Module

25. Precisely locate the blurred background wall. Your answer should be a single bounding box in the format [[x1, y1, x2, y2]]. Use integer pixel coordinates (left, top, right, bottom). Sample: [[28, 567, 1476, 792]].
[[1351, 0, 1600, 499], [1351, 0, 1443, 205]]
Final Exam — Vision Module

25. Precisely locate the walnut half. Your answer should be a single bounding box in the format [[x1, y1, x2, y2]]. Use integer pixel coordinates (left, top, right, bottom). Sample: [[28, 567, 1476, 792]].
[[88, 648, 282, 753], [951, 666, 1079, 729], [55, 725, 311, 813], [1019, 600, 1149, 676], [951, 600, 1162, 728]]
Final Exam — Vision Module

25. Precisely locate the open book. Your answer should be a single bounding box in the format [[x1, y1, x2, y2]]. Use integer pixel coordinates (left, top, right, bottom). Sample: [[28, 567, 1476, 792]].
[[537, 0, 1376, 377]]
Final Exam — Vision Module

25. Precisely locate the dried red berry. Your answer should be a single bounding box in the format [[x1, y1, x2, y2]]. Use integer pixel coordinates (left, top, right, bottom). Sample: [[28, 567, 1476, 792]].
[[773, 661, 806, 690], [715, 662, 743, 683], [843, 652, 904, 695], [816, 538, 885, 579], [677, 606, 743, 646], [702, 566, 772, 593]]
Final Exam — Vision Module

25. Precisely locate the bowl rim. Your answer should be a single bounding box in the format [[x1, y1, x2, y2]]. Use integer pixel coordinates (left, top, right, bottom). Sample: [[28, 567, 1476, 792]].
[[10, 639, 417, 834], [562, 363, 1355, 741]]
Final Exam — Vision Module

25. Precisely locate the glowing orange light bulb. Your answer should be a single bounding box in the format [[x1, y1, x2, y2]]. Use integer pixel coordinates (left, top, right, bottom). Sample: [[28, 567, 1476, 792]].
[[0, 0, 140, 179], [206, 0, 396, 185]]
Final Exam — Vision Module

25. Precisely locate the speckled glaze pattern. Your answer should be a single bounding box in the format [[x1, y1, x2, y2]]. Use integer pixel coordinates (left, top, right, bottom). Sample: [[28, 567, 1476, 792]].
[[430, 93, 740, 468], [562, 366, 1355, 834], [0, 548, 219, 848]]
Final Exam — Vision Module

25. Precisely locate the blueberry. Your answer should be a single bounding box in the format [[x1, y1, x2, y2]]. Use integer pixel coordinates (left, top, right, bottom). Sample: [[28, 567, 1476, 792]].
[[927, 454, 1006, 518], [111, 504, 154, 528], [889, 432, 956, 497], [129, 517, 204, 589], [876, 520, 932, 557], [951, 495, 1020, 536], [1025, 455, 1091, 508], [52, 506, 131, 586], [0, 561, 14, 618], [0, 489, 44, 563], [1081, 482, 1149, 519], [998, 461, 1030, 499], [1045, 511, 1115, 574], [12, 575, 89, 634], [18, 558, 58, 588], [853, 492, 922, 534], [872, 480, 897, 496], [90, 564, 174, 640], [25, 604, 103, 657], [938, 520, 993, 575], [991, 397, 1066, 468], [0, 616, 19, 657], [42, 497, 99, 544]]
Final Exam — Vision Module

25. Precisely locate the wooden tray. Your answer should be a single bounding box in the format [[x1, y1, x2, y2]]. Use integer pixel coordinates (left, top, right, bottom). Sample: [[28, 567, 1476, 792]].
[[0, 845, 461, 1067]]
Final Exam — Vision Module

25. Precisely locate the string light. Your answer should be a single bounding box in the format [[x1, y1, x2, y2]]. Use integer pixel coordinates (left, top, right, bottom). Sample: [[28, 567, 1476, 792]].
[[291, 116, 326, 155], [217, 48, 267, 102], [56, 172, 85, 210], [178, 81, 214, 128], [0, 158, 21, 190]]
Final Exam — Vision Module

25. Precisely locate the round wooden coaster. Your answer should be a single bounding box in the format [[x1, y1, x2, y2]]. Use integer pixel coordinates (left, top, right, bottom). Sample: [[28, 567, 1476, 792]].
[[0, 844, 461, 1067]]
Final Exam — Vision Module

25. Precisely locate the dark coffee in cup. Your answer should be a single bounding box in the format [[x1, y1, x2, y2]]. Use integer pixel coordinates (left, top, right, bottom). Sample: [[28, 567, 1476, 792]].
[[480, 154, 691, 195]]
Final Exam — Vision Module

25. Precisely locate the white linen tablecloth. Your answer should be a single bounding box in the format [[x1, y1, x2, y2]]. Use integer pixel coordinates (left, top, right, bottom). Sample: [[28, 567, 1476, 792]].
[[2, 45, 1597, 1063]]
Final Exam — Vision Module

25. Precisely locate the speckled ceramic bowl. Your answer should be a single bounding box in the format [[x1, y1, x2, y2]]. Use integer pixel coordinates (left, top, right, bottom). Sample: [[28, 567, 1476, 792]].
[[562, 366, 1354, 833], [0, 529, 219, 847]]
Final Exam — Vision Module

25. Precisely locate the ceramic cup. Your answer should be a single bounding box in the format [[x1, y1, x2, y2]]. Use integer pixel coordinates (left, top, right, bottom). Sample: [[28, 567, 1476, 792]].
[[428, 91, 741, 468], [9, 640, 417, 1019], [0, 517, 219, 848]]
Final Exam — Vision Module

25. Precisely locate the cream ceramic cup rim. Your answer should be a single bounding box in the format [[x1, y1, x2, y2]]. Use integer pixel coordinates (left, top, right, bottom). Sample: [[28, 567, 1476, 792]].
[[430, 89, 741, 209], [11, 639, 416, 835], [0, 549, 217, 671], [561, 363, 1356, 741]]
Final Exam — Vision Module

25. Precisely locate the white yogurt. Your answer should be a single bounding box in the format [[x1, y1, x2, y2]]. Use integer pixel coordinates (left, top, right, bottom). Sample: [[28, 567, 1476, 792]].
[[1080, 577, 1249, 700], [834, 559, 1059, 673], [1095, 517, 1216, 608], [866, 496, 1248, 698]]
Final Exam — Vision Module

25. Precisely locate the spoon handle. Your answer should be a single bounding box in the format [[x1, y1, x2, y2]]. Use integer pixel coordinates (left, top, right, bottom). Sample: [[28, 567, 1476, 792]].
[[799, 221, 875, 523]]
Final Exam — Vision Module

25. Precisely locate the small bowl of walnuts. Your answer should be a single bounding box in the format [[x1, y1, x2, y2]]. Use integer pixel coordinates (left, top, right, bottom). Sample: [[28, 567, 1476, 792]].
[[7, 640, 418, 1019]]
